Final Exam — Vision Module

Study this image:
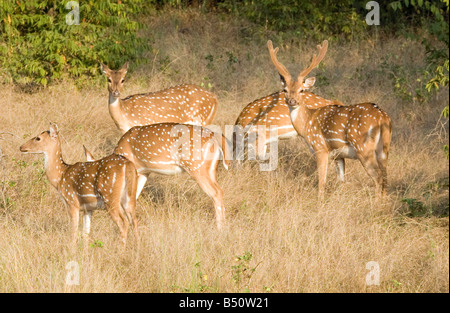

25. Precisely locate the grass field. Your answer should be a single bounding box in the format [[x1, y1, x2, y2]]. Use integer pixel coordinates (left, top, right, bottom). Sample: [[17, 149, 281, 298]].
[[0, 10, 448, 292]]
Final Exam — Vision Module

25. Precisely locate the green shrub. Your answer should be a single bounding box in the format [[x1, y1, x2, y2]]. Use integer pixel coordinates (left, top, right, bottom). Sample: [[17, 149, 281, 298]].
[[0, 0, 149, 88], [388, 0, 449, 102], [218, 0, 368, 40]]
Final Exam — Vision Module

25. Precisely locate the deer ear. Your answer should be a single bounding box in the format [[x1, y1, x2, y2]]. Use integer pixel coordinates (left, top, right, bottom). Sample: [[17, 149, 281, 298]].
[[121, 61, 129, 74], [100, 63, 110, 75], [279, 74, 287, 89], [83, 145, 95, 161], [49, 123, 59, 139], [303, 77, 316, 89]]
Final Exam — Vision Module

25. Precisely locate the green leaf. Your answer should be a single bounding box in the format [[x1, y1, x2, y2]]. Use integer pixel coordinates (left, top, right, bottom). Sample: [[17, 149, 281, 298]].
[[442, 106, 449, 118]]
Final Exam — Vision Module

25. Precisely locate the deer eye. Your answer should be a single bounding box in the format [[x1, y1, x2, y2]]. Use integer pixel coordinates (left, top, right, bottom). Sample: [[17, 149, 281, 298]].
[[107, 78, 112, 83], [121, 79, 125, 83], [36, 137, 41, 141]]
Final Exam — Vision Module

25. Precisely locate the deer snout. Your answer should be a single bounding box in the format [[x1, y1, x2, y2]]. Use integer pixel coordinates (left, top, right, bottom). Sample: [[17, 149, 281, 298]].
[[112, 90, 120, 98], [20, 144, 29, 152], [287, 98, 298, 106]]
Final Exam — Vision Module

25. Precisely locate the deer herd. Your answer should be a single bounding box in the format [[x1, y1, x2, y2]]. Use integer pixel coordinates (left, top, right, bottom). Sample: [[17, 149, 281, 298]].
[[19, 40, 392, 248]]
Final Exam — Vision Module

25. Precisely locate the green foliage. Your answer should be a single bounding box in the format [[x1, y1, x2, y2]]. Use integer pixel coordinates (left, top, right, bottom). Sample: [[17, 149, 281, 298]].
[[170, 249, 212, 292], [89, 239, 104, 248], [218, 0, 368, 40], [186, 261, 210, 292], [0, 179, 17, 212], [401, 198, 429, 217], [443, 144, 449, 159], [381, 60, 426, 103], [388, 1, 449, 162], [425, 58, 449, 93], [401, 177, 449, 217], [388, 0, 449, 102], [231, 251, 261, 292], [0, 0, 149, 87]]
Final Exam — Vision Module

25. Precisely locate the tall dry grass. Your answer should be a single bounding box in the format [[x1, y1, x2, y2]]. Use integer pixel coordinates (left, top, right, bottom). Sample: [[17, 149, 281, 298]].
[[0, 10, 448, 292]]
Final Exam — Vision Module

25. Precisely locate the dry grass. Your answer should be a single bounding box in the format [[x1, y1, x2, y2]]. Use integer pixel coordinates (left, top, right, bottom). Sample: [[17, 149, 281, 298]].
[[0, 10, 448, 293]]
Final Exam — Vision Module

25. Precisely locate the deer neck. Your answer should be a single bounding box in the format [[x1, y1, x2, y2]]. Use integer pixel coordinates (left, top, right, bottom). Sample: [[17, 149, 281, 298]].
[[44, 142, 68, 189], [108, 93, 127, 132], [288, 102, 314, 137]]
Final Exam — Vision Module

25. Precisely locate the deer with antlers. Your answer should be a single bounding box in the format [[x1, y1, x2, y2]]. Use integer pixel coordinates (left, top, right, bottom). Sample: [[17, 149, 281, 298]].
[[20, 124, 139, 247], [267, 40, 392, 199], [100, 62, 218, 133], [112, 123, 230, 229]]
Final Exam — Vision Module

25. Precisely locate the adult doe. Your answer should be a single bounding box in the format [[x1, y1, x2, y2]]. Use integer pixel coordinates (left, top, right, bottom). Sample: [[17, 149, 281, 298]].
[[101, 62, 218, 133], [20, 124, 139, 247]]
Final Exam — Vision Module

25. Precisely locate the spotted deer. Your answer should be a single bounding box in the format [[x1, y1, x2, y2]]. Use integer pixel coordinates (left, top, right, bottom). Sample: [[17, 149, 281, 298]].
[[234, 92, 297, 161], [20, 124, 139, 247], [234, 76, 343, 163], [113, 123, 230, 229], [100, 62, 218, 133], [267, 40, 392, 199]]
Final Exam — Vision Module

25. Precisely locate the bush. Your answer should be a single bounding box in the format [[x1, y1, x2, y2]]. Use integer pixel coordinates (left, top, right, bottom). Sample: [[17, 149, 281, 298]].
[[217, 0, 368, 40], [389, 0, 449, 103], [0, 0, 149, 87]]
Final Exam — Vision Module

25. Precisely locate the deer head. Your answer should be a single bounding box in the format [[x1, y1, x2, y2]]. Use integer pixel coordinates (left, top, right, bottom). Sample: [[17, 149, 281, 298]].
[[100, 62, 129, 98], [267, 40, 328, 108], [20, 123, 60, 155]]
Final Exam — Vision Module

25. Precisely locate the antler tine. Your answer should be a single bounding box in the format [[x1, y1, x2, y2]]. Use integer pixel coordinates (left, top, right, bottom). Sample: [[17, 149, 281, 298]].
[[298, 40, 328, 81], [267, 40, 292, 84]]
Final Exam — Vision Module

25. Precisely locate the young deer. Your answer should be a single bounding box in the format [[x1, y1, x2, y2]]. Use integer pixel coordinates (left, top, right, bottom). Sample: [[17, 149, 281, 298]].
[[100, 62, 218, 133], [113, 123, 230, 229], [267, 40, 392, 199], [20, 124, 139, 247]]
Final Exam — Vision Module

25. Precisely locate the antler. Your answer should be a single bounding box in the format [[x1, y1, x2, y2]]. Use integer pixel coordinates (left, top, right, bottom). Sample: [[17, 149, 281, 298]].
[[267, 40, 292, 85], [297, 40, 328, 82]]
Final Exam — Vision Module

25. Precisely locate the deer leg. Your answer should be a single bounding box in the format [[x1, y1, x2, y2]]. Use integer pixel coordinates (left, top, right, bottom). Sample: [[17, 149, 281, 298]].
[[212, 183, 225, 230], [377, 158, 388, 197], [82, 210, 92, 240], [104, 192, 129, 248], [376, 151, 388, 197], [117, 207, 129, 248], [126, 163, 139, 242], [135, 174, 148, 199], [121, 186, 139, 243], [68, 205, 80, 246], [191, 169, 225, 230], [316, 152, 329, 201], [129, 207, 139, 243], [109, 203, 129, 248], [233, 131, 245, 167], [335, 158, 345, 183], [358, 153, 383, 197]]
